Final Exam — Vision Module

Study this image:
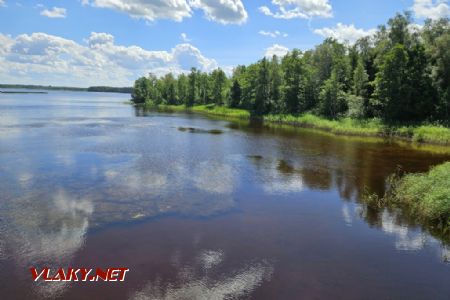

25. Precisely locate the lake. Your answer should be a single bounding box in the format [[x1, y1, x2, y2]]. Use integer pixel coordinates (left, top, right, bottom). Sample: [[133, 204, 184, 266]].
[[0, 90, 449, 299]]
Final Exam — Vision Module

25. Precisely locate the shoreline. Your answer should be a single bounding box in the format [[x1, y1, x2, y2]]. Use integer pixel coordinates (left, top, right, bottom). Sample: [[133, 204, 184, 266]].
[[137, 103, 450, 147], [136, 102, 450, 237]]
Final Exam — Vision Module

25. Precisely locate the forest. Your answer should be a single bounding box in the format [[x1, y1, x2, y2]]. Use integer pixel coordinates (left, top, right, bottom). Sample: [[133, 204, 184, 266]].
[[132, 12, 450, 127]]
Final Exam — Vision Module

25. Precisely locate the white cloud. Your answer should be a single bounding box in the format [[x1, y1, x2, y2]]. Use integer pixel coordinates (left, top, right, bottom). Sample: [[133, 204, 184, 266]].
[[40, 7, 67, 18], [259, 0, 332, 19], [265, 44, 289, 58], [0, 0, 5, 7], [189, 0, 248, 25], [83, 0, 247, 24], [314, 23, 376, 44], [84, 0, 192, 22], [181, 32, 191, 42], [412, 0, 450, 20], [408, 23, 424, 33], [0, 32, 219, 87], [0, 33, 13, 56], [259, 30, 288, 38]]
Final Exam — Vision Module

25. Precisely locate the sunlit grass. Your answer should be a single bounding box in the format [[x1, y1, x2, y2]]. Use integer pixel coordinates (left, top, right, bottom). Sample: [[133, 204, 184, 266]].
[[140, 103, 450, 146], [190, 104, 251, 119], [144, 103, 250, 119], [265, 113, 450, 145], [388, 162, 450, 228], [265, 113, 381, 136]]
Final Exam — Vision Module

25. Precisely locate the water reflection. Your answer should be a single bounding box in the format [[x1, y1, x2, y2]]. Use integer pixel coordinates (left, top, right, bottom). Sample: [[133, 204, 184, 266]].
[[131, 249, 273, 300], [0, 190, 93, 298], [193, 161, 235, 194], [356, 207, 450, 262], [380, 210, 426, 251], [1, 92, 450, 299]]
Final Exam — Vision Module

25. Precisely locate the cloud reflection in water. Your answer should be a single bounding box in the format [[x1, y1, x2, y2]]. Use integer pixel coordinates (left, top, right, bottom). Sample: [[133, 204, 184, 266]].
[[0, 190, 93, 298], [131, 249, 273, 300]]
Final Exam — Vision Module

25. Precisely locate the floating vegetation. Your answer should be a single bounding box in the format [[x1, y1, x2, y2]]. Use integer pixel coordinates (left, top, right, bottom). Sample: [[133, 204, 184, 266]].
[[178, 127, 223, 135]]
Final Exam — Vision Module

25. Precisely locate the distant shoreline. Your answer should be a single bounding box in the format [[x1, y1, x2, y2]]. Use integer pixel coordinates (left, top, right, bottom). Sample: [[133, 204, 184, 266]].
[[0, 91, 48, 94], [0, 84, 132, 94]]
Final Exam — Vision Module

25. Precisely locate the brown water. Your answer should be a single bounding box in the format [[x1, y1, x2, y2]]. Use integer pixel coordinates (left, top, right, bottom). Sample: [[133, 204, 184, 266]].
[[0, 90, 449, 299]]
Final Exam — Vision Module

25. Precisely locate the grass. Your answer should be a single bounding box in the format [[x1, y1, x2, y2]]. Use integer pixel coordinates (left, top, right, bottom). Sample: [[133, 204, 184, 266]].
[[190, 104, 251, 119], [366, 162, 450, 231], [142, 103, 251, 119], [264, 114, 382, 137], [265, 113, 450, 146], [138, 103, 450, 146]]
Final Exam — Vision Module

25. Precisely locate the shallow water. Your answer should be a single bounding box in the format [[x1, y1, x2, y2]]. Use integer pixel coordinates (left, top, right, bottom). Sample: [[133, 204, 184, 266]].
[[0, 90, 449, 299]]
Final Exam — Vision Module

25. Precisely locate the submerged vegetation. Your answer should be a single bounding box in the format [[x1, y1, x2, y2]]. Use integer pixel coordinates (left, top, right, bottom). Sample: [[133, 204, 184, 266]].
[[364, 163, 450, 233], [132, 12, 450, 145]]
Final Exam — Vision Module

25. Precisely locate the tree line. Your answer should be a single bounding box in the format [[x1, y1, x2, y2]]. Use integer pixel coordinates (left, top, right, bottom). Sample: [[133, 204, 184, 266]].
[[132, 13, 450, 125]]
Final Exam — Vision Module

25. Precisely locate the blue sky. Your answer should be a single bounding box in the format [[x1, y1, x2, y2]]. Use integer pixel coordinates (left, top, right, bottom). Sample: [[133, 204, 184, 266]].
[[0, 0, 449, 87]]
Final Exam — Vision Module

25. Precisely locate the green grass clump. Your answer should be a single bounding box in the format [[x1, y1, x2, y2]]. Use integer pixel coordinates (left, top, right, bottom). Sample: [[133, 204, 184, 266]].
[[265, 113, 450, 145], [388, 162, 450, 228], [190, 104, 250, 119], [411, 125, 450, 145], [265, 113, 382, 136], [145, 103, 251, 119]]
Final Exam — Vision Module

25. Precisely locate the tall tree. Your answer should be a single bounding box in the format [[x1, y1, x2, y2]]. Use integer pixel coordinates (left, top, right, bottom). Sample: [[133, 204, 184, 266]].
[[177, 74, 189, 105], [319, 70, 347, 119], [230, 79, 242, 108], [187, 68, 198, 107], [352, 58, 370, 117], [282, 49, 303, 114], [255, 58, 270, 115], [210, 68, 227, 106], [132, 77, 149, 104], [269, 55, 283, 113], [374, 44, 410, 121]]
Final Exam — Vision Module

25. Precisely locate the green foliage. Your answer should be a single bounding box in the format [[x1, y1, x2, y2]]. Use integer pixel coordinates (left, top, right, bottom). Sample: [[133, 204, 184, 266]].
[[254, 57, 270, 115], [318, 72, 347, 119], [265, 113, 381, 136], [281, 49, 304, 113], [229, 79, 241, 108], [374, 44, 410, 121], [269, 55, 283, 113], [210, 68, 228, 106], [132, 12, 450, 138], [132, 76, 149, 104], [385, 162, 450, 227]]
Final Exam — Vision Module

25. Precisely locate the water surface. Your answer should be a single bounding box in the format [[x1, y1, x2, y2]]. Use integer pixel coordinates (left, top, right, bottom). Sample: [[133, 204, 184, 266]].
[[0, 90, 449, 299]]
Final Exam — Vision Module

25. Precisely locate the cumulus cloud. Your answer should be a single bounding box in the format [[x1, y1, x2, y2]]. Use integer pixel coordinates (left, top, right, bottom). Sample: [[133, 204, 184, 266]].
[[40, 7, 67, 18], [265, 44, 289, 58], [190, 0, 248, 25], [412, 0, 450, 20], [259, 0, 332, 19], [82, 0, 247, 24], [259, 30, 288, 38], [314, 23, 376, 44], [408, 23, 424, 33], [83, 0, 192, 22], [0, 32, 218, 86]]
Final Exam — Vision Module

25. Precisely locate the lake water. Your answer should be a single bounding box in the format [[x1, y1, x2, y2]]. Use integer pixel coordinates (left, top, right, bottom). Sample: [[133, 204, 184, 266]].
[[0, 90, 449, 299]]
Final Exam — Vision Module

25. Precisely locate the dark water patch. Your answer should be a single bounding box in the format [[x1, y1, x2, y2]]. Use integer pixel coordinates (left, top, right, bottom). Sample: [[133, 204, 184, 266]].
[[178, 126, 224, 135]]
